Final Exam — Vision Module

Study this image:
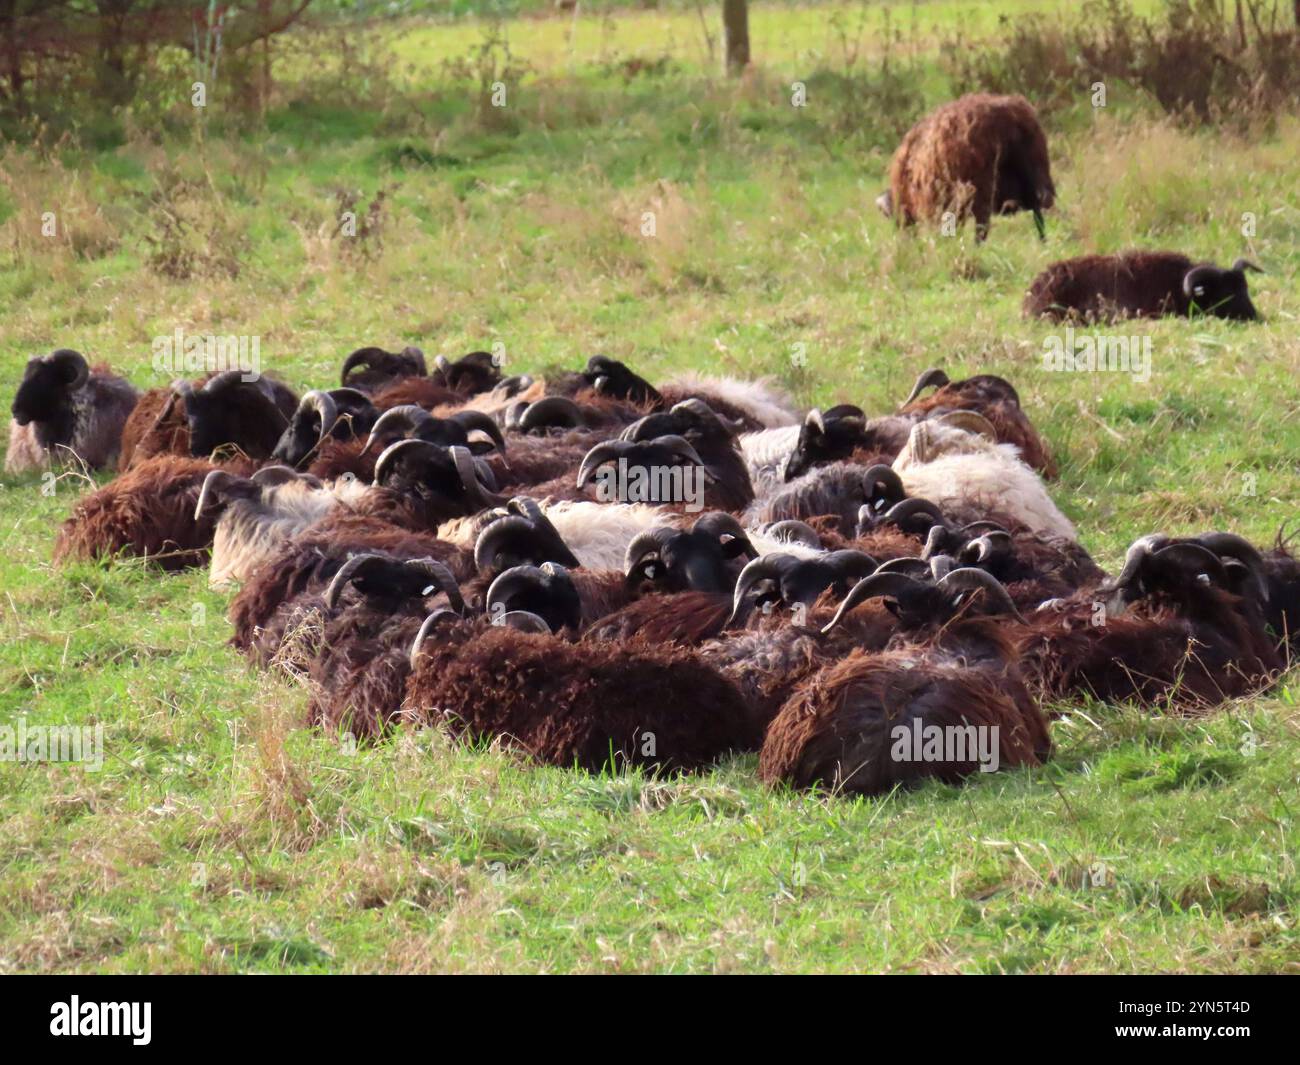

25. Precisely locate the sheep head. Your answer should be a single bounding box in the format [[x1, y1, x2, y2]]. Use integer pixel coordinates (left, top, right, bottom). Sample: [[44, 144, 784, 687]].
[[341, 345, 427, 392], [783, 405, 870, 482], [580, 355, 661, 405], [624, 512, 756, 595], [729, 549, 878, 627], [486, 562, 582, 633], [1183, 260, 1263, 321], [11, 349, 90, 426], [474, 497, 581, 576]]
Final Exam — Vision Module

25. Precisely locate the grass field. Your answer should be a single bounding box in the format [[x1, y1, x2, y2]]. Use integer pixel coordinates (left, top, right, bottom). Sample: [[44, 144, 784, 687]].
[[0, 0, 1297, 972]]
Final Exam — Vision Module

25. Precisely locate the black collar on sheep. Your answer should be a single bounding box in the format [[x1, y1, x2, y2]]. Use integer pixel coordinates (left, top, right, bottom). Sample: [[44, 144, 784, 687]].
[[474, 497, 581, 576], [12, 349, 90, 427], [729, 550, 879, 627], [624, 512, 757, 595]]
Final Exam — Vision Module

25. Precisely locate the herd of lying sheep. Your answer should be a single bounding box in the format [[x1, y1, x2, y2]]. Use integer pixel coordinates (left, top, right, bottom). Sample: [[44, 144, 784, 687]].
[[4, 91, 1285, 796]]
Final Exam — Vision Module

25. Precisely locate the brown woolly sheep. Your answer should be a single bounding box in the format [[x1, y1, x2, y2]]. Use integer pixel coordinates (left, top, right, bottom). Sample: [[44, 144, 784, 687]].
[[6, 350, 139, 475], [405, 623, 761, 772], [899, 368, 1057, 477], [1023, 252, 1263, 322], [53, 454, 255, 570], [759, 641, 1050, 797], [878, 93, 1055, 242]]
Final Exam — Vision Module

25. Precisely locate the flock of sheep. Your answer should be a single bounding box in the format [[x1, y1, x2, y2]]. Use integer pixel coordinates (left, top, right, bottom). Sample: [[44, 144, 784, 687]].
[[5, 93, 1289, 796]]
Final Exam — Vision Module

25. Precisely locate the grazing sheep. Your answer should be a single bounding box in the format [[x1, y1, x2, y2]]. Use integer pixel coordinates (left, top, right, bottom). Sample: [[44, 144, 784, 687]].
[[877, 93, 1055, 242], [6, 349, 139, 474], [1024, 252, 1264, 322], [53, 454, 255, 570]]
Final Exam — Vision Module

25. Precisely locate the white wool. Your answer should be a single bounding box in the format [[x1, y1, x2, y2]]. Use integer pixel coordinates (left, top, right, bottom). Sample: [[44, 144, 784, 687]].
[[892, 423, 1076, 540], [739, 424, 800, 498], [539, 500, 682, 572], [743, 529, 826, 560], [209, 480, 341, 589], [664, 371, 799, 429]]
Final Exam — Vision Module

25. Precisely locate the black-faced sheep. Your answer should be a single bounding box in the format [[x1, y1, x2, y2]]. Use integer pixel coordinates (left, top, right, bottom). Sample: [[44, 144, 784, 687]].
[[1024, 252, 1263, 322], [6, 349, 139, 475], [340, 345, 427, 394], [270, 388, 377, 470], [877, 93, 1056, 242]]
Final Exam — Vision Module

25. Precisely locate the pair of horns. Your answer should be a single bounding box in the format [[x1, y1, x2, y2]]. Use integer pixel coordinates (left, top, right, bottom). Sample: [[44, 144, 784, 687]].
[[363, 404, 507, 456], [324, 553, 463, 612], [821, 566, 1024, 633], [474, 497, 580, 574], [576, 435, 707, 489], [728, 549, 878, 627], [29, 348, 90, 391], [372, 440, 502, 508], [341, 345, 426, 384]]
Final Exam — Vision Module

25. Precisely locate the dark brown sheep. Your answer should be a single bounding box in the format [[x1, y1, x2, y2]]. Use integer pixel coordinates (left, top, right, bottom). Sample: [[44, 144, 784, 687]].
[[1023, 252, 1263, 322], [53, 454, 255, 570], [405, 624, 761, 772], [878, 93, 1055, 242]]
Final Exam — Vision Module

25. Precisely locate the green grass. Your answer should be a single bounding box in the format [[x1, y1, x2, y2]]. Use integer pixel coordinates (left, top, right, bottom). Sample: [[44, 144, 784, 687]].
[[0, 1, 1298, 972]]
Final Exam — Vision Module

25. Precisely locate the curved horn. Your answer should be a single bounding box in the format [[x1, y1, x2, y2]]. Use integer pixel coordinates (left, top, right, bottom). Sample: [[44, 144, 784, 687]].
[[623, 526, 678, 574], [921, 524, 949, 560], [372, 437, 442, 486], [250, 464, 314, 489], [935, 409, 997, 440], [882, 497, 951, 532], [518, 396, 585, 433], [728, 553, 800, 627], [298, 389, 338, 444], [434, 354, 453, 379], [875, 557, 932, 578], [576, 440, 629, 488], [450, 445, 504, 508], [1114, 533, 1171, 590], [1194, 532, 1269, 602], [405, 557, 465, 614], [862, 464, 906, 504], [962, 531, 1013, 565], [401, 345, 427, 375], [324, 553, 388, 610], [485, 564, 548, 619], [451, 410, 508, 455], [804, 408, 826, 436], [821, 572, 929, 633], [201, 369, 246, 394], [340, 348, 377, 385], [409, 609, 464, 671], [902, 367, 950, 406], [362, 404, 434, 455], [493, 610, 552, 634], [1183, 265, 1220, 300], [1230, 259, 1264, 275], [1150, 543, 1230, 587], [693, 511, 758, 557], [928, 554, 955, 581], [194, 469, 245, 522], [48, 348, 90, 391], [936, 567, 1026, 622], [762, 519, 822, 549]]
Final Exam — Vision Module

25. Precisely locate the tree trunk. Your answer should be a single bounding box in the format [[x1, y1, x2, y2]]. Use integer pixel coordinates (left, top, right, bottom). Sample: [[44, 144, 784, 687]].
[[722, 0, 749, 75]]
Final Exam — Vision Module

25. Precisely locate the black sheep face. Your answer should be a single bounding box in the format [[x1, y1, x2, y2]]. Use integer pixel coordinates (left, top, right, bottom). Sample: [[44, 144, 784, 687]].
[[1185, 264, 1259, 321], [582, 356, 660, 405], [12, 357, 76, 426]]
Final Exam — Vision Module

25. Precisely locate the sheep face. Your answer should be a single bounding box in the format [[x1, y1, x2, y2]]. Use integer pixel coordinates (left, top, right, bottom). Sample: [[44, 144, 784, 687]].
[[1183, 261, 1260, 321], [12, 350, 89, 430]]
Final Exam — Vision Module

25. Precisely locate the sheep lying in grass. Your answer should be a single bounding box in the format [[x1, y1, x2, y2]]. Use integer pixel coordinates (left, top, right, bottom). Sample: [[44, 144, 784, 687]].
[[6, 349, 139, 474], [1023, 251, 1264, 322]]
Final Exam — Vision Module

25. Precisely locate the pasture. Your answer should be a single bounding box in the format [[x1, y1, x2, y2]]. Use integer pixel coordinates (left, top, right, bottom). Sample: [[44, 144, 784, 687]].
[[0, 0, 1297, 972]]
